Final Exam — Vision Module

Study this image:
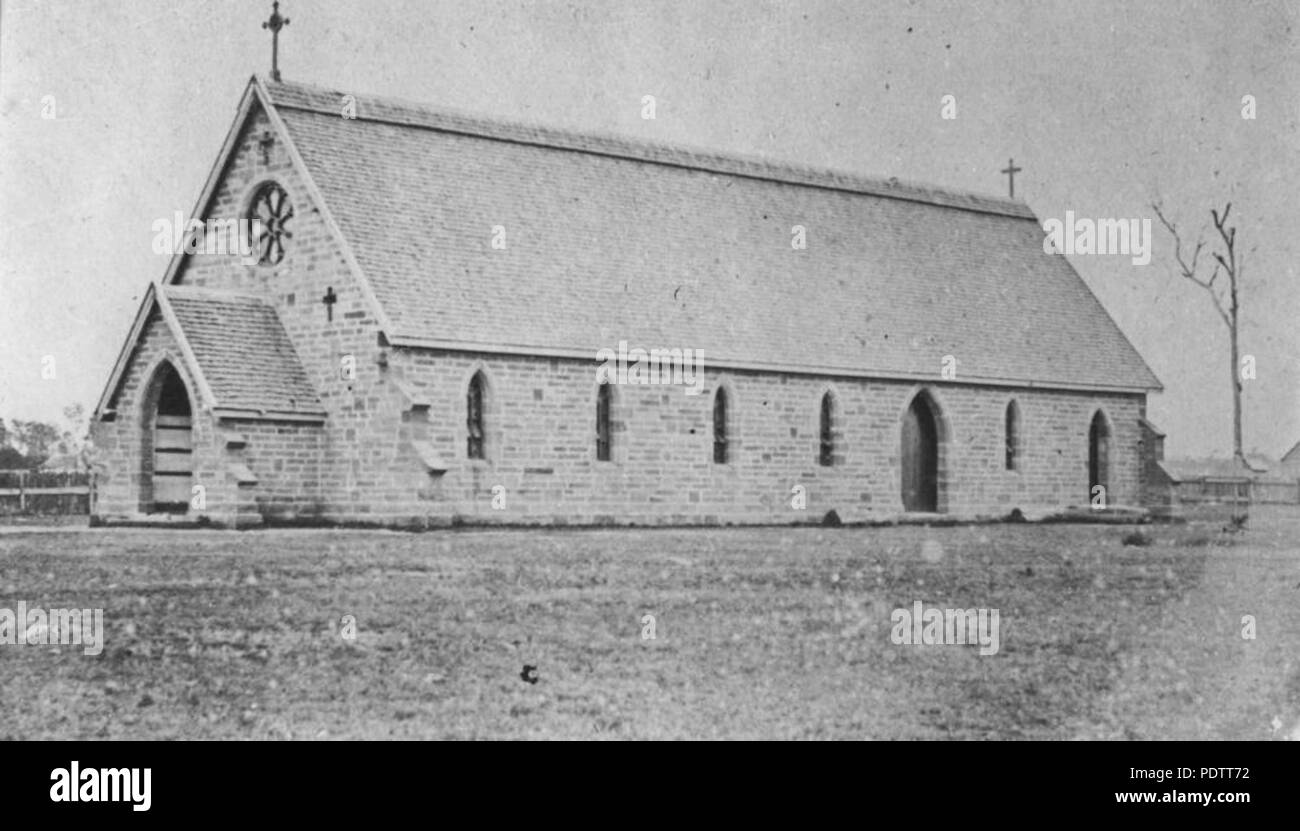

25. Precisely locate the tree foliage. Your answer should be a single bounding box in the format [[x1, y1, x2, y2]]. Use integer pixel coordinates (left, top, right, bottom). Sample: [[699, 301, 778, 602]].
[[0, 406, 90, 470]]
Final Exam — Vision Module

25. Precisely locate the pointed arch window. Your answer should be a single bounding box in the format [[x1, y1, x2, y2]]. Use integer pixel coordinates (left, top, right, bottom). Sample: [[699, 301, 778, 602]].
[[596, 383, 612, 462], [819, 392, 835, 467], [1005, 400, 1021, 471], [712, 388, 729, 464], [467, 372, 486, 460]]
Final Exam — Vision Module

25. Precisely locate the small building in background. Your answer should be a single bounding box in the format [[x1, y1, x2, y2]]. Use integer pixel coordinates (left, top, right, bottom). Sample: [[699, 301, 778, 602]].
[[1279, 440, 1300, 478], [38, 452, 90, 473], [1159, 455, 1299, 519]]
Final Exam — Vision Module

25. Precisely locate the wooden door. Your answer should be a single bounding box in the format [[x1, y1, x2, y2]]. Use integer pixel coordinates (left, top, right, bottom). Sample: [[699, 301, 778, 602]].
[[151, 369, 193, 513]]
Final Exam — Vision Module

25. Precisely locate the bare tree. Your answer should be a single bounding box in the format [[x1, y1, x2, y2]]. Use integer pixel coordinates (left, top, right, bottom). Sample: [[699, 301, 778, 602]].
[[1151, 201, 1245, 464]]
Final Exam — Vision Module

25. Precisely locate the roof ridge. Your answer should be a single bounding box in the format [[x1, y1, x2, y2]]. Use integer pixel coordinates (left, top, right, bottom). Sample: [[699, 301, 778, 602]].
[[259, 75, 1036, 220], [162, 283, 271, 304]]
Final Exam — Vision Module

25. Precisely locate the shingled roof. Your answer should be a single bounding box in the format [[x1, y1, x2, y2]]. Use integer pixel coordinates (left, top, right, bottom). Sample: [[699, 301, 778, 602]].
[[95, 284, 323, 421], [195, 77, 1162, 394], [163, 286, 322, 417]]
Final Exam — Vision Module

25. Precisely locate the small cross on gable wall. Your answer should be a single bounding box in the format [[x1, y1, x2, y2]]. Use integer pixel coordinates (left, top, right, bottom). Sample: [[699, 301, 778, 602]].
[[322, 286, 338, 321], [258, 130, 276, 165]]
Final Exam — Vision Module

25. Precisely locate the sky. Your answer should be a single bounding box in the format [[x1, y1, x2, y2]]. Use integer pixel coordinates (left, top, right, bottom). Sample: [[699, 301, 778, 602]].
[[0, 0, 1296, 458]]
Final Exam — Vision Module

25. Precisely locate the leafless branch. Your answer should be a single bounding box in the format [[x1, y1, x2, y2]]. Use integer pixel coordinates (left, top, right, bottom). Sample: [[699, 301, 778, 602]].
[[1154, 200, 1245, 463], [1152, 201, 1230, 326]]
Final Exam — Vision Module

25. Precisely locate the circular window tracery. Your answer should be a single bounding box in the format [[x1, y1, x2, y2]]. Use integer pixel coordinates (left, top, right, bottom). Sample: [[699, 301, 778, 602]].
[[248, 181, 293, 265]]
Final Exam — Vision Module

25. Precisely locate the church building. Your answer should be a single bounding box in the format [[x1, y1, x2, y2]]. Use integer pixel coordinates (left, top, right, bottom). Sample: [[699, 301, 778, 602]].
[[90, 70, 1163, 528]]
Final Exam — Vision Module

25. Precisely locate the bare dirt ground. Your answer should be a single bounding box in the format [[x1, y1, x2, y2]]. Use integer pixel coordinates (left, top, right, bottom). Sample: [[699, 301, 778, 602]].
[[1, 508, 1297, 740]]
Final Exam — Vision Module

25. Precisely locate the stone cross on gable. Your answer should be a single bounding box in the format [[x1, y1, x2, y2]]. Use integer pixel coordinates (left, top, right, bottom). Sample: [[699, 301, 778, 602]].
[[262, 1, 290, 83]]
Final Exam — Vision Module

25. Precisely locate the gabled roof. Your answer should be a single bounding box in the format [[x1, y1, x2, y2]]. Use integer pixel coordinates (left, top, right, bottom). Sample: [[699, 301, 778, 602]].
[[1161, 457, 1258, 482], [1282, 441, 1300, 464], [1138, 417, 1166, 437], [265, 81, 1037, 220], [39, 452, 88, 472], [155, 75, 1160, 394], [95, 284, 323, 422], [164, 285, 323, 418], [257, 77, 1160, 393], [1243, 453, 1273, 474]]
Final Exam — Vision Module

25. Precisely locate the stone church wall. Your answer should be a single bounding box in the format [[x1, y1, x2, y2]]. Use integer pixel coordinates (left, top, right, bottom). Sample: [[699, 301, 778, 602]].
[[166, 104, 381, 526], [92, 312, 228, 523], [323, 348, 1146, 526], [92, 310, 329, 528]]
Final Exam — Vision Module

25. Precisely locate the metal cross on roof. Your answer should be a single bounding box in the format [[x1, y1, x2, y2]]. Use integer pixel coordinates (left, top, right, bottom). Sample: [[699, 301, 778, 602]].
[[1001, 158, 1022, 200], [262, 1, 290, 83]]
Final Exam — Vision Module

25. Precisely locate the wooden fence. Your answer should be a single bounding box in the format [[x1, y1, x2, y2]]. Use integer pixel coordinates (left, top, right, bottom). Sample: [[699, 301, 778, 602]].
[[0, 470, 92, 516], [1251, 479, 1300, 505], [1172, 478, 1252, 507], [1170, 476, 1300, 510]]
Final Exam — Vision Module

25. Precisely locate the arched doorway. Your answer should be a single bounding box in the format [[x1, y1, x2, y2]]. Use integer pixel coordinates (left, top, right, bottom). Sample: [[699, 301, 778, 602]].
[[144, 363, 193, 514], [1088, 410, 1110, 504], [901, 393, 940, 512]]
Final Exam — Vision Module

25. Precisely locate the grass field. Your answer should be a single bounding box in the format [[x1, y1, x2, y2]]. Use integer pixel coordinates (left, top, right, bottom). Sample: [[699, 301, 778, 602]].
[[1, 509, 1298, 740]]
